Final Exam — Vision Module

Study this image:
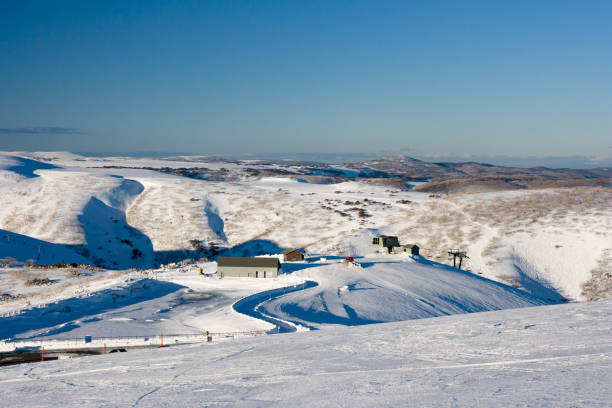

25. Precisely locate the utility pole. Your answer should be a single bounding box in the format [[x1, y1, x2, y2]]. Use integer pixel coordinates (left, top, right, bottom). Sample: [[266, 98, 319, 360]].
[[448, 249, 469, 270]]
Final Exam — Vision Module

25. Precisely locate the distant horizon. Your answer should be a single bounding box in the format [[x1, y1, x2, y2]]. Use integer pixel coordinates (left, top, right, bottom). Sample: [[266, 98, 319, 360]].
[[3, 149, 610, 169]]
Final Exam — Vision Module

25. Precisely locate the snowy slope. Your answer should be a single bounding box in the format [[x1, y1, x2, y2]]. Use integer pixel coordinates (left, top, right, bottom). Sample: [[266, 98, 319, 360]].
[[0, 301, 610, 407], [0, 152, 610, 301], [263, 256, 546, 329], [0, 255, 544, 341], [0, 152, 608, 406], [0, 265, 304, 340]]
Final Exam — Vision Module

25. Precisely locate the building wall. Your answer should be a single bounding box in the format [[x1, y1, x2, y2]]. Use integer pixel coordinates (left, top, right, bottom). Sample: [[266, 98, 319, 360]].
[[218, 265, 279, 278], [404, 246, 419, 255], [284, 253, 303, 262], [373, 237, 399, 247]]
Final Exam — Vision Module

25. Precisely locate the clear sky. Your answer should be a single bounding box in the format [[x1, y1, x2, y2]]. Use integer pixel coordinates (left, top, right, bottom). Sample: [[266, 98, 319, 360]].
[[1, 0, 611, 163]]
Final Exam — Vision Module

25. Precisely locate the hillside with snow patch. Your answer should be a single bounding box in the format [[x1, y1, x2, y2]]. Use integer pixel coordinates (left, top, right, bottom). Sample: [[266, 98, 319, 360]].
[[0, 152, 610, 303]]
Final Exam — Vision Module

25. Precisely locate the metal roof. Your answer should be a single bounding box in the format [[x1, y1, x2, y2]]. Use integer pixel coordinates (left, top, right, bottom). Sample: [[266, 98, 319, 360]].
[[217, 257, 280, 268]]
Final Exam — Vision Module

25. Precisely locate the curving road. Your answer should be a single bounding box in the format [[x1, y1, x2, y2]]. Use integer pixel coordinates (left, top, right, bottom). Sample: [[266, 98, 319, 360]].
[[233, 281, 318, 333]]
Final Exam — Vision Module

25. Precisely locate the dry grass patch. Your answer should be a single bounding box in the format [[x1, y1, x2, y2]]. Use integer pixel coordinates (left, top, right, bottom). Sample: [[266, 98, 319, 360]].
[[581, 249, 612, 301]]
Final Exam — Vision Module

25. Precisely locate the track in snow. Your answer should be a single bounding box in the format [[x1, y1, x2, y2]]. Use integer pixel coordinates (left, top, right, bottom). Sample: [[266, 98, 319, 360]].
[[233, 281, 319, 333]]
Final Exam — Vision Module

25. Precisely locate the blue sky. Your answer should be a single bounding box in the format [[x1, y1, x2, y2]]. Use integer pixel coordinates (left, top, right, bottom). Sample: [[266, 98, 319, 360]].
[[1, 1, 611, 165]]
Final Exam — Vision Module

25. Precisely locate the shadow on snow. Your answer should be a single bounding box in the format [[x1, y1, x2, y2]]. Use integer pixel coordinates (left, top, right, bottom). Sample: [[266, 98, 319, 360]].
[[216, 240, 284, 259], [414, 256, 562, 303], [4, 156, 60, 179], [77, 197, 155, 269], [0, 279, 185, 340]]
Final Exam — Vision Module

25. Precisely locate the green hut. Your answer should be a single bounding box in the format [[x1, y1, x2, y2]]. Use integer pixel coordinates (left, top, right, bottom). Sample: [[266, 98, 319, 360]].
[[372, 235, 400, 253], [403, 244, 420, 256]]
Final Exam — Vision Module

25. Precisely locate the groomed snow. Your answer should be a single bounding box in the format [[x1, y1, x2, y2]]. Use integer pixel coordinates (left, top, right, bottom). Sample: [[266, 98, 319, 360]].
[[0, 301, 610, 407], [261, 256, 546, 329], [0, 255, 544, 342]]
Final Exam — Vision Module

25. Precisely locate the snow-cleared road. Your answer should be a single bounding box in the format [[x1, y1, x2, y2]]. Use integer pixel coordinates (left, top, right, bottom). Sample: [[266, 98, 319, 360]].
[[1, 301, 610, 407], [233, 280, 318, 333]]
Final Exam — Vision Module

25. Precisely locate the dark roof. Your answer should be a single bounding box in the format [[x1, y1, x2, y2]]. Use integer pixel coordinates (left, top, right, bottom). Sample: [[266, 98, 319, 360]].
[[281, 248, 304, 255], [217, 257, 280, 268]]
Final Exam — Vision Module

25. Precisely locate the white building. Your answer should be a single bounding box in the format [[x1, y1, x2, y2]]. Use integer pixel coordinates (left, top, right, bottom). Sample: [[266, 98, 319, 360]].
[[217, 257, 280, 278]]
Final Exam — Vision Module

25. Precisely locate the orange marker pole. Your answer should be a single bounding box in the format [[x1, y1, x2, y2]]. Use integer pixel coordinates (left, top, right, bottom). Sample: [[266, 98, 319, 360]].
[[104, 344, 106, 354], [160, 333, 164, 348], [41, 346, 44, 362]]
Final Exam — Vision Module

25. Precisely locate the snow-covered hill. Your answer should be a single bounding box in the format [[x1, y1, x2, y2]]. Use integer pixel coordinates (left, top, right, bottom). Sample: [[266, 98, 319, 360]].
[[0, 256, 544, 341], [1, 151, 610, 303], [1, 301, 610, 407], [261, 257, 546, 329], [0, 152, 610, 406]]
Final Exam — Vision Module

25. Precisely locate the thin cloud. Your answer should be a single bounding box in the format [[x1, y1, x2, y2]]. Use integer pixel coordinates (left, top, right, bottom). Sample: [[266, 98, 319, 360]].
[[0, 127, 80, 135], [588, 156, 612, 163]]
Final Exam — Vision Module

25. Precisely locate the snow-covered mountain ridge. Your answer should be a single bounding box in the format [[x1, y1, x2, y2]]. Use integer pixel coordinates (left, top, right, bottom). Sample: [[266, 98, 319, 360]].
[[0, 153, 612, 299], [1, 152, 609, 302]]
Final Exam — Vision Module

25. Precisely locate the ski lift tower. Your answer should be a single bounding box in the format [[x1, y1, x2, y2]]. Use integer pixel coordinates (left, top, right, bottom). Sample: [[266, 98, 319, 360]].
[[448, 249, 469, 270]]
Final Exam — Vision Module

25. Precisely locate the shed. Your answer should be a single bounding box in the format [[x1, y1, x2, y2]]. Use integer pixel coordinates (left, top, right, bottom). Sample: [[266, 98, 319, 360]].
[[372, 235, 400, 253], [217, 257, 280, 278], [282, 248, 304, 262], [403, 244, 420, 256]]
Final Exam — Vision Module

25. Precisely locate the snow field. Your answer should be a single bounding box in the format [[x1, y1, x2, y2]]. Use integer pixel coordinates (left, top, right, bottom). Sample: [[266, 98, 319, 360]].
[[0, 300, 610, 407], [0, 263, 306, 340], [0, 152, 609, 406], [0, 152, 610, 302], [0, 255, 544, 342], [261, 256, 545, 329]]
